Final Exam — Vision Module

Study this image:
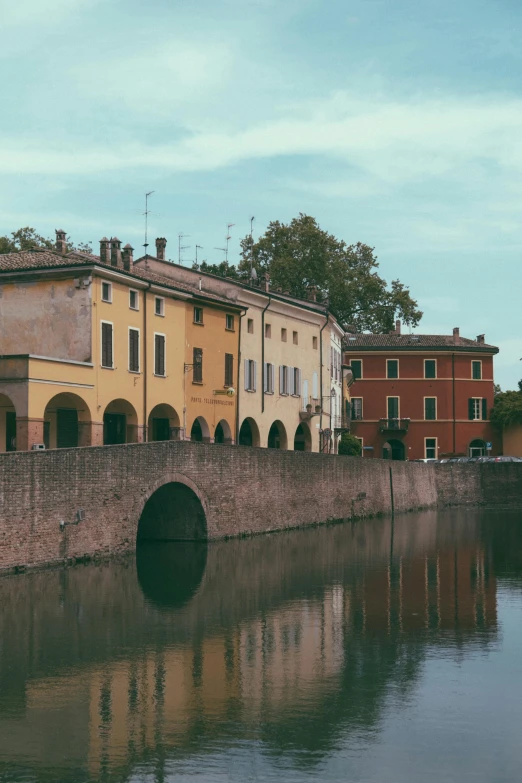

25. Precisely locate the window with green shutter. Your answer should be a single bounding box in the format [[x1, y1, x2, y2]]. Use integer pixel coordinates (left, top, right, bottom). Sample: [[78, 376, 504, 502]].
[[424, 397, 436, 420]]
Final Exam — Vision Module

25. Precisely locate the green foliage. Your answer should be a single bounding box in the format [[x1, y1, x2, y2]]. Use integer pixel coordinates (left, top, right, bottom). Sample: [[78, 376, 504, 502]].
[[0, 227, 93, 255], [238, 214, 422, 332], [338, 432, 362, 456], [490, 388, 522, 430], [196, 260, 245, 280]]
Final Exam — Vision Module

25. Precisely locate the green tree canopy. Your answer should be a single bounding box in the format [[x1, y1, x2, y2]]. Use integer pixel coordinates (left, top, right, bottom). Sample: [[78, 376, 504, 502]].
[[0, 227, 92, 255], [235, 214, 422, 332], [338, 432, 363, 456], [490, 386, 522, 430]]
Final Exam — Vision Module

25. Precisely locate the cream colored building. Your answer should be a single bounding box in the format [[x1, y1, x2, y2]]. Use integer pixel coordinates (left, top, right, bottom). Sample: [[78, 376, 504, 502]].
[[135, 242, 348, 452]]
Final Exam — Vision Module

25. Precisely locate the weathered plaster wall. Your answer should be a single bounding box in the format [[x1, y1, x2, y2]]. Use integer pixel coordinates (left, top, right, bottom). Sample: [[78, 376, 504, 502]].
[[0, 278, 92, 361]]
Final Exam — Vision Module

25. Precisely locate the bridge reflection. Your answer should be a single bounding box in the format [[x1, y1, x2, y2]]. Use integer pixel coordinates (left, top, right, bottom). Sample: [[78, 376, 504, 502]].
[[0, 508, 514, 782]]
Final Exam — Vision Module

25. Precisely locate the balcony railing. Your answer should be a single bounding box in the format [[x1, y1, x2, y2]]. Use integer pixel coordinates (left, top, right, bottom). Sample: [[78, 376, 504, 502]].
[[331, 414, 351, 431], [379, 418, 410, 433]]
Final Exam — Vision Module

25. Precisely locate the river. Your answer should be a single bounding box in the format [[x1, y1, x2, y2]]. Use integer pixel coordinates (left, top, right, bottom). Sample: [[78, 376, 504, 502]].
[[0, 508, 521, 782]]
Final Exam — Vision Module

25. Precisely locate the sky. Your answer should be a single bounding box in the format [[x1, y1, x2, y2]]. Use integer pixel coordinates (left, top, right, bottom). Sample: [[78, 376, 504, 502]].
[[1, 0, 521, 388]]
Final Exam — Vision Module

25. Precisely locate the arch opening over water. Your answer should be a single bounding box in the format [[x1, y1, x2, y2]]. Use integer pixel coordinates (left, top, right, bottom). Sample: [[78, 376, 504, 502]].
[[137, 481, 207, 542]]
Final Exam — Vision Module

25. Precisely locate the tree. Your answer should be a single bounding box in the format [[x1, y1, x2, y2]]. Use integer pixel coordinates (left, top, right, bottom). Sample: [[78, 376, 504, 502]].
[[490, 385, 522, 430], [338, 432, 362, 456], [238, 214, 422, 332], [0, 227, 92, 255]]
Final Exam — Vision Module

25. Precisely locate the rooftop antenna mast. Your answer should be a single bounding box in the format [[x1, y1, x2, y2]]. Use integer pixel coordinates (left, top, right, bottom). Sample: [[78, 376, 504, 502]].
[[178, 232, 190, 265], [225, 223, 235, 264], [143, 191, 155, 254], [195, 244, 203, 267], [249, 216, 255, 278]]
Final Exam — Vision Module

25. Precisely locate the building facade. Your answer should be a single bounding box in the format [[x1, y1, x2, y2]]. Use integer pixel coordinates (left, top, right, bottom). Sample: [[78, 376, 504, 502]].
[[344, 323, 499, 460]]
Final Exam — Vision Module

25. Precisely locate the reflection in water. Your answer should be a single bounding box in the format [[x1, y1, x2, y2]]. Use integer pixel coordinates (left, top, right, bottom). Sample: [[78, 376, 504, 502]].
[[0, 509, 521, 782]]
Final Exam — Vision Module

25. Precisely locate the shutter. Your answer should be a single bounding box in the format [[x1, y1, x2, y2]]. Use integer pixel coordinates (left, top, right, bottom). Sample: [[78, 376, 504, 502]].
[[280, 365, 284, 394], [253, 361, 257, 391], [270, 364, 274, 393], [312, 372, 318, 399], [468, 398, 474, 420], [245, 359, 249, 391], [102, 323, 112, 368], [225, 353, 233, 386], [288, 366, 294, 396], [155, 335, 165, 376], [482, 398, 488, 421], [264, 362, 268, 392], [297, 369, 301, 396], [303, 379, 309, 408], [129, 329, 139, 372]]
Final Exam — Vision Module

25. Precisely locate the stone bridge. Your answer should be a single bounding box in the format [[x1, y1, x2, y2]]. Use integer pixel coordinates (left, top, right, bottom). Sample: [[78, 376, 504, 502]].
[[0, 440, 521, 573]]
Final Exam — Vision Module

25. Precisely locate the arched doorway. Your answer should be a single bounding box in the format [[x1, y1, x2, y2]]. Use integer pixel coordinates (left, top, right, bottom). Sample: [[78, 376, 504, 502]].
[[137, 482, 207, 541], [239, 417, 260, 447], [103, 399, 139, 445], [0, 393, 17, 452], [147, 404, 181, 442], [190, 416, 210, 443], [268, 420, 288, 450], [43, 392, 92, 449], [469, 439, 487, 457], [214, 419, 233, 445], [294, 422, 312, 452], [382, 439, 405, 461]]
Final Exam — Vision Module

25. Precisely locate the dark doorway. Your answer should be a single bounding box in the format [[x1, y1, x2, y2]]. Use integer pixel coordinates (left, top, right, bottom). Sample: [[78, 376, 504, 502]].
[[239, 419, 254, 446], [294, 423, 311, 451], [6, 411, 16, 451], [191, 419, 203, 442], [152, 417, 170, 442], [383, 439, 405, 461], [104, 413, 126, 445], [268, 422, 286, 449], [57, 408, 78, 448], [214, 422, 225, 444], [137, 482, 207, 541]]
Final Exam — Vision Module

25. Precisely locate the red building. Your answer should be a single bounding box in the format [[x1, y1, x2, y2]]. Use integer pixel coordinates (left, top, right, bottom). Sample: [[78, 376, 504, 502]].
[[344, 324, 499, 460]]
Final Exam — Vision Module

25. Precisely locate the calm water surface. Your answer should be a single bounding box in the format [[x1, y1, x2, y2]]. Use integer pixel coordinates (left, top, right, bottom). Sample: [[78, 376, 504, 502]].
[[1, 508, 522, 782]]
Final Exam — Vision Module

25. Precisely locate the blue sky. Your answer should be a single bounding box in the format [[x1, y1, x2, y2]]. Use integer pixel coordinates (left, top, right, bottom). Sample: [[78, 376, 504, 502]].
[[1, 0, 521, 388]]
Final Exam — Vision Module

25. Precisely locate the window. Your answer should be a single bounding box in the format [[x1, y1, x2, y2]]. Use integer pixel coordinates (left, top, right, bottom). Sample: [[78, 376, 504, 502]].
[[351, 398, 363, 420], [424, 397, 437, 420], [247, 318, 254, 334], [129, 290, 139, 310], [101, 322, 113, 368], [193, 348, 203, 383], [387, 397, 399, 419], [129, 328, 140, 373], [155, 297, 164, 316], [264, 362, 275, 393], [226, 314, 234, 331], [303, 379, 309, 408], [387, 359, 399, 379], [425, 438, 437, 459], [472, 360, 482, 380], [154, 334, 166, 376], [224, 353, 234, 387], [312, 371, 318, 399], [245, 359, 257, 391], [424, 359, 436, 379], [280, 365, 289, 395], [469, 398, 487, 421], [312, 336, 318, 350], [293, 331, 298, 345], [293, 367, 301, 396], [101, 282, 112, 303], [265, 323, 271, 338], [350, 359, 362, 380], [281, 328, 287, 342], [193, 306, 203, 324]]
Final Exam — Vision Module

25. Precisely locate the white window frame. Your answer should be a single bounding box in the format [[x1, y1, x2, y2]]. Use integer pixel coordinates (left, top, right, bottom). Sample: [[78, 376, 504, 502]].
[[101, 281, 112, 303], [292, 367, 301, 397], [351, 397, 363, 420], [386, 396, 400, 419], [100, 319, 114, 369], [129, 289, 139, 310], [155, 296, 165, 317], [193, 306, 204, 324], [425, 437, 438, 460], [245, 359, 257, 392], [471, 397, 483, 420], [472, 360, 482, 380], [264, 362, 275, 394], [302, 378, 309, 408], [128, 326, 140, 373], [280, 365, 290, 396], [356, 436, 364, 454], [312, 371, 318, 399], [386, 358, 399, 379], [154, 331, 167, 377], [225, 313, 234, 331], [424, 396, 437, 421], [424, 358, 437, 379]]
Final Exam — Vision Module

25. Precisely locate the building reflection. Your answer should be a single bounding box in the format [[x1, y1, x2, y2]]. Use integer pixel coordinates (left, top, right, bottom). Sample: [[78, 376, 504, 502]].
[[0, 510, 506, 782]]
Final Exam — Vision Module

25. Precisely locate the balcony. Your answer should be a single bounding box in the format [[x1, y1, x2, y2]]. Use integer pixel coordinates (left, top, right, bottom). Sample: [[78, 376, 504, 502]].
[[379, 418, 410, 434], [331, 414, 351, 432]]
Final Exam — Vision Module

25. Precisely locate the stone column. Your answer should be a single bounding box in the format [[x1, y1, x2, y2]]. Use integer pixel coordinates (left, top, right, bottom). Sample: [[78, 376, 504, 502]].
[[90, 422, 104, 447], [16, 418, 44, 451]]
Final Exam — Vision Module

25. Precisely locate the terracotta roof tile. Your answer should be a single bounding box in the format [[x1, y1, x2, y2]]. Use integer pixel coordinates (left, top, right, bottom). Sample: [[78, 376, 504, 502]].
[[343, 333, 498, 352]]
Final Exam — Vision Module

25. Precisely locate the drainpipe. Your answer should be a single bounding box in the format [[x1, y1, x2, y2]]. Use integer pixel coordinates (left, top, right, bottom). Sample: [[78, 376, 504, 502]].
[[319, 309, 329, 447], [261, 294, 272, 414], [236, 309, 247, 444], [452, 352, 456, 453], [143, 284, 150, 442]]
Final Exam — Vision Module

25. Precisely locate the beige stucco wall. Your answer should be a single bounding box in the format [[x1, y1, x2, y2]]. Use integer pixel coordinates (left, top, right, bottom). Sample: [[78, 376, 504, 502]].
[[502, 426, 522, 456]]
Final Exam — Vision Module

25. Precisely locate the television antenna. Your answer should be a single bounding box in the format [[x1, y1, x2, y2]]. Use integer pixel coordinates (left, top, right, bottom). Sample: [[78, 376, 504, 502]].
[[195, 244, 203, 267], [225, 223, 235, 264], [214, 247, 227, 262], [143, 191, 155, 254], [178, 232, 190, 265], [249, 216, 255, 278]]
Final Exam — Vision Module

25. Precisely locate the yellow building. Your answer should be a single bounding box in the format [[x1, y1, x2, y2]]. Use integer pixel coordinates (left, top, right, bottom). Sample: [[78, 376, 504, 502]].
[[0, 232, 242, 451]]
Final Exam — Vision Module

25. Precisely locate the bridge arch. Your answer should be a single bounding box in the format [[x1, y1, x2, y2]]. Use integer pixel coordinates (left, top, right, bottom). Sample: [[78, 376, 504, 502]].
[[137, 473, 210, 542]]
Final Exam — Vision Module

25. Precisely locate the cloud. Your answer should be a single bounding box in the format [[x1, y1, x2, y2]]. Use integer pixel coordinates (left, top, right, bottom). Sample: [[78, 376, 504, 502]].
[[2, 0, 97, 26]]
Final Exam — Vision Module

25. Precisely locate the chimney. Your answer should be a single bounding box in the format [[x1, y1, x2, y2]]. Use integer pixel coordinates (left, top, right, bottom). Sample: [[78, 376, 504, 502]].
[[122, 243, 134, 271], [307, 285, 317, 302], [477, 334, 485, 345], [55, 229, 67, 255], [110, 237, 122, 268], [264, 272, 270, 293], [156, 237, 167, 261], [395, 319, 401, 335], [99, 237, 110, 265], [453, 327, 460, 344]]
